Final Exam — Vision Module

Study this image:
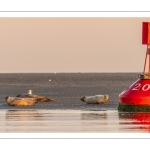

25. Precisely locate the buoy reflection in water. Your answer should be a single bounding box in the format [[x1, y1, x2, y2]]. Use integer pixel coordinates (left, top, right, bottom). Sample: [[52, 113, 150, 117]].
[[119, 112, 150, 132]]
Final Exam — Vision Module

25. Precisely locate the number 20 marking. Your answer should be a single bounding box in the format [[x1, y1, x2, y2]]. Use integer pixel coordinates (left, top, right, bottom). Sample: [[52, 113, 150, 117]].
[[142, 84, 150, 91], [132, 83, 150, 91], [132, 83, 141, 90]]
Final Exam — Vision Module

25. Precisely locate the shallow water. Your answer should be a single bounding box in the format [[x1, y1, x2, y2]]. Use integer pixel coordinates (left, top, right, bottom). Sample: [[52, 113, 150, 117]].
[[0, 110, 150, 133]]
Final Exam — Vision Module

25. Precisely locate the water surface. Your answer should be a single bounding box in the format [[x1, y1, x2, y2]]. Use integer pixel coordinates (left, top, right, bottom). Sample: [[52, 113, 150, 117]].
[[0, 110, 150, 133]]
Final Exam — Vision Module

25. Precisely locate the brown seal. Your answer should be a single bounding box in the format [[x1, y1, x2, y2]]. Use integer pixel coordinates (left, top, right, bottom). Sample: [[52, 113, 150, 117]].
[[5, 96, 37, 106], [16, 94, 55, 102]]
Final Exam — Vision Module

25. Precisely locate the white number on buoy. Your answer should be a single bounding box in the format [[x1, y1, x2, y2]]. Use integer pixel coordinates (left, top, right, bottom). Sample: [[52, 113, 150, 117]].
[[142, 84, 150, 91], [132, 83, 141, 90]]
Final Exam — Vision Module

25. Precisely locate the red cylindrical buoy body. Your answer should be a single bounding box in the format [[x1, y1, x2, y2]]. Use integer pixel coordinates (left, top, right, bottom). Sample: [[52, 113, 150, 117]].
[[119, 74, 150, 106]]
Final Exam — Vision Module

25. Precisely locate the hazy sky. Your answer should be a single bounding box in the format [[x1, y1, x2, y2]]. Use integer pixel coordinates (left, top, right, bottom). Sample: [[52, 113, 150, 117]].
[[0, 17, 150, 73]]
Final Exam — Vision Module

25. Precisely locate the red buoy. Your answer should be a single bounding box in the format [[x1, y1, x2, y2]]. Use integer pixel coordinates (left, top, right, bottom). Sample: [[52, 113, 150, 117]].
[[119, 74, 150, 106], [118, 22, 150, 111]]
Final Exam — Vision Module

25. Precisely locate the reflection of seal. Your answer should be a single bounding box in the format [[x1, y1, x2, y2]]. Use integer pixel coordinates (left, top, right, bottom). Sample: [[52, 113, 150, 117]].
[[5, 110, 43, 121], [81, 113, 107, 120], [16, 94, 54, 102], [5, 96, 37, 106], [80, 95, 109, 104]]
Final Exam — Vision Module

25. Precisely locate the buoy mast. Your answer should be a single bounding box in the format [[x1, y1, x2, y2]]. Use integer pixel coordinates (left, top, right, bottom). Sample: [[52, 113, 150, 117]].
[[142, 22, 150, 78]]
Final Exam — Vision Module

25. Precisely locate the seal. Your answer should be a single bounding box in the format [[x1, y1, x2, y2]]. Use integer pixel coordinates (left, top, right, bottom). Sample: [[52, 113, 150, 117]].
[[5, 96, 37, 106], [80, 94, 109, 104], [16, 94, 55, 102]]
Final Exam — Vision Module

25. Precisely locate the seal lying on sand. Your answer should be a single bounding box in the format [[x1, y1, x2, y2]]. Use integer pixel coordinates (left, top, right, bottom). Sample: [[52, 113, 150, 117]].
[[16, 94, 54, 102], [16, 90, 54, 102], [80, 94, 109, 104], [5, 96, 37, 106]]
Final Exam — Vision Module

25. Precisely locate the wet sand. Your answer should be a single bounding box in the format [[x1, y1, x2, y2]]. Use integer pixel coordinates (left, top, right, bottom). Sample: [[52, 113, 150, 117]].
[[0, 73, 138, 110]]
